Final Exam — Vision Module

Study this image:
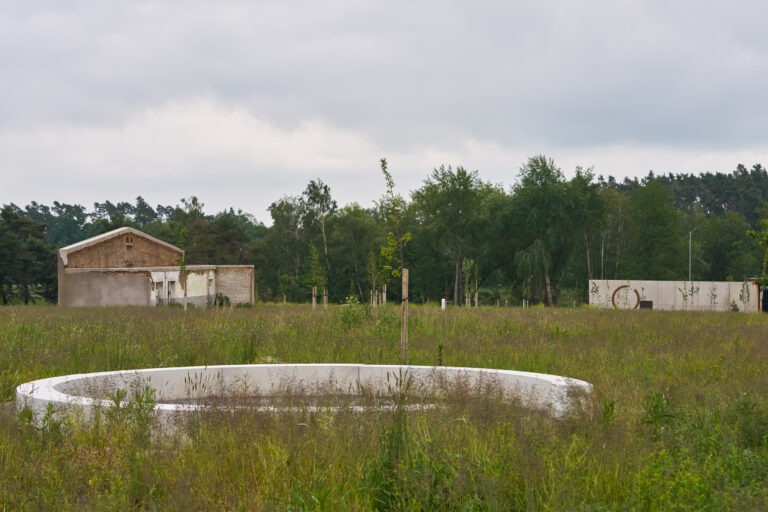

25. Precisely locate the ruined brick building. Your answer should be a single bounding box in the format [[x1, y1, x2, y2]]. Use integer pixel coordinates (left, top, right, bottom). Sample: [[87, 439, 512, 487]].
[[58, 227, 254, 307]]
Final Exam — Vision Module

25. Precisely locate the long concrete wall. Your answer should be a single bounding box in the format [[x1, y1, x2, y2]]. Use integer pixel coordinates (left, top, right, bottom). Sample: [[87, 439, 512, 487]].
[[59, 270, 151, 307], [589, 279, 761, 312], [60, 265, 253, 307]]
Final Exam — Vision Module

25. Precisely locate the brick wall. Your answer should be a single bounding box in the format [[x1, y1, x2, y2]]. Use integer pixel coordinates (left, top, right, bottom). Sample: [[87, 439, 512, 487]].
[[67, 234, 181, 269], [215, 266, 254, 305]]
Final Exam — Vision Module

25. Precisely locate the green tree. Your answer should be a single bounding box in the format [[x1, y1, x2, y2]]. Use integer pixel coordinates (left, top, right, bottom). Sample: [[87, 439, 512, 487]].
[[625, 180, 686, 280], [0, 214, 18, 304], [479, 187, 519, 301], [377, 159, 411, 291], [133, 196, 158, 226], [0, 205, 56, 304], [596, 188, 630, 280], [89, 200, 135, 234], [307, 244, 326, 304], [143, 197, 211, 263], [24, 201, 90, 246], [265, 196, 307, 301], [747, 218, 768, 285], [411, 165, 490, 305], [301, 179, 337, 273], [514, 239, 547, 304], [509, 156, 586, 306], [699, 211, 756, 281], [208, 209, 265, 265], [326, 204, 381, 302], [569, 167, 605, 284]]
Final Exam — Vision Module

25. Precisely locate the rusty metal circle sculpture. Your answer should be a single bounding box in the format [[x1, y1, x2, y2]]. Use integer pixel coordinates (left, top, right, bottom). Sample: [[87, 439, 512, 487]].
[[611, 285, 640, 309]]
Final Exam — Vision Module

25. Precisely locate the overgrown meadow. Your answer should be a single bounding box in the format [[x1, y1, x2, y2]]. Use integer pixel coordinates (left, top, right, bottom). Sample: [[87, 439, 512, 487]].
[[2, 304, 768, 510]]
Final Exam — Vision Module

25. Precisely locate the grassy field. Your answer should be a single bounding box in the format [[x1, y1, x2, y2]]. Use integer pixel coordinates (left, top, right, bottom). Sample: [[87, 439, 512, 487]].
[[2, 304, 768, 510]]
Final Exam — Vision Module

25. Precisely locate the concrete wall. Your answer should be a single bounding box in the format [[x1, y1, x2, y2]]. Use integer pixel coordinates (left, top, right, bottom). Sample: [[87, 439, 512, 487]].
[[182, 268, 216, 307], [60, 265, 252, 307], [215, 266, 255, 305], [149, 268, 216, 307], [59, 270, 151, 307], [66, 233, 181, 269], [589, 279, 760, 312]]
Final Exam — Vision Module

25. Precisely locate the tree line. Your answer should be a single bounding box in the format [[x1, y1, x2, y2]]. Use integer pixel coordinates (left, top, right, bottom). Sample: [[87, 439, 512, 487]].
[[2, 156, 767, 306]]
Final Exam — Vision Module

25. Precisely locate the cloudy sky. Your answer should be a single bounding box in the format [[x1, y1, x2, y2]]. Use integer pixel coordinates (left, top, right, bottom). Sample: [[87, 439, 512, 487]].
[[2, 1, 767, 222]]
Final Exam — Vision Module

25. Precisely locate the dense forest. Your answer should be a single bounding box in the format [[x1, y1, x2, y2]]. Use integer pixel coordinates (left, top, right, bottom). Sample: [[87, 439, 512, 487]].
[[3, 156, 768, 306]]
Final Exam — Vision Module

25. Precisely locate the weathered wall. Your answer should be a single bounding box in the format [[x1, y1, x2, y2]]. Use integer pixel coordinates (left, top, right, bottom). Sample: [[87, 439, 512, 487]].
[[66, 233, 181, 269], [149, 268, 215, 307], [57, 256, 66, 305], [215, 266, 254, 305], [183, 269, 215, 306], [589, 279, 760, 312], [59, 266, 252, 308], [59, 270, 151, 307]]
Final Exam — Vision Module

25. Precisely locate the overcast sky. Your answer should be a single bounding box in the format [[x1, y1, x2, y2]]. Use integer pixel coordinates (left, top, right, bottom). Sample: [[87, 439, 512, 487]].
[[2, 1, 767, 223]]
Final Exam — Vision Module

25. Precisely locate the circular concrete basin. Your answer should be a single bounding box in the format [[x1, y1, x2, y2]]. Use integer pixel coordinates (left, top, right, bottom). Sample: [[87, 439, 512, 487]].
[[17, 364, 592, 426]]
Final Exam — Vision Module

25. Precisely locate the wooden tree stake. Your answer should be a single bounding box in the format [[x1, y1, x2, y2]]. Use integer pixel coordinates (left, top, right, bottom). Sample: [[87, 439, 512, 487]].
[[401, 269, 409, 363]]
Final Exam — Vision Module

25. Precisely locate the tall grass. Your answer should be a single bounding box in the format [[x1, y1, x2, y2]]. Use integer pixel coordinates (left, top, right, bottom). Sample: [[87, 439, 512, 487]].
[[2, 305, 768, 510]]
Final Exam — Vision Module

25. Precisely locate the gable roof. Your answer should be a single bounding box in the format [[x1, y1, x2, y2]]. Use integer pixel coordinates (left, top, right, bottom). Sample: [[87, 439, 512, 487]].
[[58, 227, 182, 266]]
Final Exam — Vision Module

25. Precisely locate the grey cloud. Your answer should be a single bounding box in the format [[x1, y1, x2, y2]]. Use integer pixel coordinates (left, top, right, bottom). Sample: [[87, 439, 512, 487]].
[[6, 1, 767, 144], [2, 0, 768, 217]]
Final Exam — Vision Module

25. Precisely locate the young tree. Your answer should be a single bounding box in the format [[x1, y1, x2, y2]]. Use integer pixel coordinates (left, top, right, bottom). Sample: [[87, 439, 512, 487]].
[[307, 244, 326, 307], [377, 158, 411, 284], [301, 179, 337, 273]]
